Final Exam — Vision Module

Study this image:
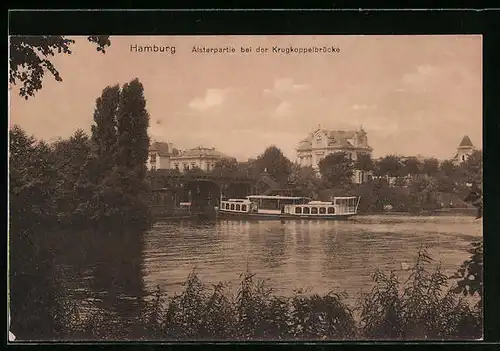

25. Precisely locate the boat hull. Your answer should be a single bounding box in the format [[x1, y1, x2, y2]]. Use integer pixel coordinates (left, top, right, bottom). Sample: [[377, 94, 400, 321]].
[[217, 210, 355, 220]]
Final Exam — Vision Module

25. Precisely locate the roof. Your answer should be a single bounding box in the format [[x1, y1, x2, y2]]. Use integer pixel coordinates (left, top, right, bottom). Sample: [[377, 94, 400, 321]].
[[297, 128, 371, 151], [458, 135, 475, 148], [150, 142, 171, 156], [247, 195, 310, 200], [172, 146, 233, 159]]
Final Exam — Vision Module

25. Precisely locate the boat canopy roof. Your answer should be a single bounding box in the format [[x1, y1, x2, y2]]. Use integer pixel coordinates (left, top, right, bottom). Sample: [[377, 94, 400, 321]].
[[247, 195, 310, 200], [334, 196, 359, 199], [226, 199, 251, 203]]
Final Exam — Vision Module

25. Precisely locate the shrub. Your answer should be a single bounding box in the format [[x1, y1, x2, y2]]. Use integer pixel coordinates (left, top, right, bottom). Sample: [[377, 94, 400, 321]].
[[357, 248, 482, 340]]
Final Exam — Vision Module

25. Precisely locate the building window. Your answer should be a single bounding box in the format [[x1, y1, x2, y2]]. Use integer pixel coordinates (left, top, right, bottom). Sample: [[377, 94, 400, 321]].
[[174, 164, 179, 170], [191, 162, 196, 168], [303, 207, 310, 214], [328, 207, 335, 214], [311, 207, 318, 214], [295, 207, 302, 214], [207, 164, 211, 171], [462, 155, 465, 161], [151, 165, 156, 171], [183, 163, 188, 170]]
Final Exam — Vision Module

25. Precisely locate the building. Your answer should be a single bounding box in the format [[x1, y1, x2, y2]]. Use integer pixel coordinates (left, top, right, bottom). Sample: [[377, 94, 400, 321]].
[[147, 142, 234, 172], [170, 147, 234, 172], [147, 141, 175, 171], [452, 135, 476, 165], [296, 126, 373, 183]]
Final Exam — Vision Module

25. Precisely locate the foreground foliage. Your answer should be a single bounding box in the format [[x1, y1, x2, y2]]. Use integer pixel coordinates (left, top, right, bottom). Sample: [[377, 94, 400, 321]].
[[11, 244, 482, 341], [10, 36, 111, 99]]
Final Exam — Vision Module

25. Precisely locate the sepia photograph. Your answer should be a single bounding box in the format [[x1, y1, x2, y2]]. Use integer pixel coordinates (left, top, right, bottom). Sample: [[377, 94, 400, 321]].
[[8, 34, 483, 342]]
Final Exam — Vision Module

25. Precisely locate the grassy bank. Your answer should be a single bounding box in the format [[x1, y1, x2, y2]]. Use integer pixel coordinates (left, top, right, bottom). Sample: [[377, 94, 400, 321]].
[[18, 247, 481, 342]]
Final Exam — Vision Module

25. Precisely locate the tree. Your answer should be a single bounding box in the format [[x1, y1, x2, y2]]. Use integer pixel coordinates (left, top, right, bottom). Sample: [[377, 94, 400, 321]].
[[109, 78, 152, 226], [9, 126, 38, 229], [435, 175, 456, 193], [254, 146, 292, 186], [91, 85, 120, 178], [401, 157, 422, 177], [409, 177, 439, 211], [116, 78, 150, 179], [318, 152, 354, 188], [451, 241, 483, 305], [439, 160, 456, 177], [9, 36, 111, 99], [355, 153, 375, 172], [376, 155, 402, 177], [422, 158, 440, 177], [461, 150, 483, 185], [9, 126, 59, 227], [184, 166, 207, 178], [289, 164, 322, 197], [52, 129, 92, 221], [211, 158, 240, 178]]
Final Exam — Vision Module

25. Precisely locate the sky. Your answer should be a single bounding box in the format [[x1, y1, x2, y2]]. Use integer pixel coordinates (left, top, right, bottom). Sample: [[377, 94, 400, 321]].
[[10, 35, 482, 161]]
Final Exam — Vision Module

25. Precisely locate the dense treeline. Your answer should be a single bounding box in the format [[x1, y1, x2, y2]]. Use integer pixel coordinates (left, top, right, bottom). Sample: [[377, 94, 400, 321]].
[[9, 78, 152, 231], [315, 151, 482, 213]]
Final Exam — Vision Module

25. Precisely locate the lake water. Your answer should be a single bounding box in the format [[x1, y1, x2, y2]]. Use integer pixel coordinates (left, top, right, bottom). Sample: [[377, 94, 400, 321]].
[[143, 215, 482, 299], [61, 214, 482, 315]]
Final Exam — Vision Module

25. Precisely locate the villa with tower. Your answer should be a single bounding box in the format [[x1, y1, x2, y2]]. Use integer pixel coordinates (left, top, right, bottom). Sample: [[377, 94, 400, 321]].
[[296, 125, 373, 184]]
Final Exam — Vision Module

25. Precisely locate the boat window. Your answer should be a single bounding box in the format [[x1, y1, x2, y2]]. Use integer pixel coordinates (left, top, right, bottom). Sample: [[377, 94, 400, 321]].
[[319, 207, 326, 214], [328, 207, 335, 214], [311, 207, 318, 214], [236, 204, 241, 211], [225, 203, 230, 210], [295, 207, 302, 214], [231, 204, 235, 210], [303, 207, 310, 214], [242, 205, 247, 212]]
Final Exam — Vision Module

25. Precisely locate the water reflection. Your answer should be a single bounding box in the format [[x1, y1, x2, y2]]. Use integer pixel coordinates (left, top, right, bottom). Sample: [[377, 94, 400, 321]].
[[58, 229, 147, 326]]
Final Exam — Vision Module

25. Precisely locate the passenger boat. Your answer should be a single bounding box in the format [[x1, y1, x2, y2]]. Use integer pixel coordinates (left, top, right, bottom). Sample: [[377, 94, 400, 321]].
[[218, 195, 360, 220]]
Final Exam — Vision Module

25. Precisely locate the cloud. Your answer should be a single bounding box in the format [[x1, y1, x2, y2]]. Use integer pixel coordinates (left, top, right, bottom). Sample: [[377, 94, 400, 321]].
[[188, 88, 231, 111], [270, 101, 292, 118], [352, 104, 377, 110], [402, 64, 440, 86], [263, 77, 309, 96]]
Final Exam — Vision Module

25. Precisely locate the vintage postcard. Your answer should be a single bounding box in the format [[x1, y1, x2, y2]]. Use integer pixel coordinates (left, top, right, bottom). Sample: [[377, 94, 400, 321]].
[[8, 35, 483, 341]]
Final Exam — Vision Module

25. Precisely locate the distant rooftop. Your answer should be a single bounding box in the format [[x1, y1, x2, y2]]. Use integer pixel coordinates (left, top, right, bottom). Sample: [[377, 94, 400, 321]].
[[149, 141, 171, 156], [174, 146, 233, 159], [458, 135, 475, 148], [297, 127, 371, 151]]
